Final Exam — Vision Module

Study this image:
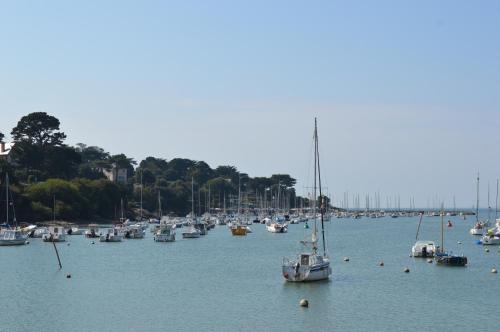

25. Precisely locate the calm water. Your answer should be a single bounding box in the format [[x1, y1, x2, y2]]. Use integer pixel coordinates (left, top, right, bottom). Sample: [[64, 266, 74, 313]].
[[2, 213, 499, 332]]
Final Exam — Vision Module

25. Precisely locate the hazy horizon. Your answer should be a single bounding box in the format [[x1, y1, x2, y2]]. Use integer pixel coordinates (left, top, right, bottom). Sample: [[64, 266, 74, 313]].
[[2, 1, 499, 208]]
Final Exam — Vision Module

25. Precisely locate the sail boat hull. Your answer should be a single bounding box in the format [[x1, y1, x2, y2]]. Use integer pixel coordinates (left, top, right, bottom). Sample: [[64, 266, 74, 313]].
[[282, 255, 331, 282]]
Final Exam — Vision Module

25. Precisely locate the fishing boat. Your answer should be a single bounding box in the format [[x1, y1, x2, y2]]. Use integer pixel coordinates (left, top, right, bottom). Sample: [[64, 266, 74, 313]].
[[230, 222, 248, 236], [0, 173, 28, 246], [412, 241, 437, 258], [32, 227, 49, 238], [154, 223, 176, 242], [435, 205, 467, 266], [282, 118, 331, 282], [99, 228, 122, 242]]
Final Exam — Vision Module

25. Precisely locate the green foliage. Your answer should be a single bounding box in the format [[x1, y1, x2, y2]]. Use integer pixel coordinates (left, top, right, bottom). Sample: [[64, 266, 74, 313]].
[[0, 131, 4, 143], [11, 112, 66, 146], [3, 112, 304, 221]]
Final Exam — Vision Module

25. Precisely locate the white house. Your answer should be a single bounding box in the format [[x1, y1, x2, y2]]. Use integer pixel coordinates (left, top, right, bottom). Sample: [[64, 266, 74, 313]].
[[102, 163, 128, 184], [0, 142, 14, 163]]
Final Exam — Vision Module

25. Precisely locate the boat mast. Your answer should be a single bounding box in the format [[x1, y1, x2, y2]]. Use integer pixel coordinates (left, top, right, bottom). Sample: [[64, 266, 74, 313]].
[[488, 182, 491, 221], [140, 169, 143, 221], [441, 203, 444, 253], [158, 190, 162, 219], [238, 175, 241, 216], [5, 173, 9, 226], [315, 117, 327, 257], [496, 179, 499, 221], [191, 177, 195, 218], [476, 173, 480, 222]]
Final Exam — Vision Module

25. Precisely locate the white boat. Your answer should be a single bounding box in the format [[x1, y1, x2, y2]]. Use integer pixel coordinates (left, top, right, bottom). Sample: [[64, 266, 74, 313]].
[[67, 226, 84, 235], [123, 225, 145, 239], [154, 224, 176, 242], [182, 225, 201, 238], [85, 224, 100, 238], [42, 226, 66, 242], [411, 240, 437, 257], [32, 227, 49, 238], [470, 222, 485, 235], [266, 218, 288, 233], [282, 118, 331, 282], [0, 229, 28, 246], [470, 175, 486, 236], [411, 213, 436, 257], [100, 228, 122, 242], [482, 234, 500, 245]]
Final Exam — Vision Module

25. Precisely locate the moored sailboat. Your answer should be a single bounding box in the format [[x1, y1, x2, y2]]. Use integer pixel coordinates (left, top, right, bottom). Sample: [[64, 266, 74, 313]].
[[282, 118, 331, 282]]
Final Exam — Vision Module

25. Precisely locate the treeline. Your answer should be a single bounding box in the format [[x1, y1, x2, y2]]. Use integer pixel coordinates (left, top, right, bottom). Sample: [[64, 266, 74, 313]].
[[0, 112, 306, 223]]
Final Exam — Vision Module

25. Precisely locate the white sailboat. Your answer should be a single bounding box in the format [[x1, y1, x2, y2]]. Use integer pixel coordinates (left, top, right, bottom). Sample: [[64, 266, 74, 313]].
[[42, 196, 66, 242], [471, 174, 486, 235], [282, 118, 331, 282], [0, 173, 28, 246]]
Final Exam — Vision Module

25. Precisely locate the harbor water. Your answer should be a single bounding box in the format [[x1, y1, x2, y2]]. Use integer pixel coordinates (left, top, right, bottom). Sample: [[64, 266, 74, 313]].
[[2, 213, 499, 331]]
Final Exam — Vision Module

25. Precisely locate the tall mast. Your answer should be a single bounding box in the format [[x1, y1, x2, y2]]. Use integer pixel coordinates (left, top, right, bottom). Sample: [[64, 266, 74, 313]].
[[158, 190, 162, 219], [5, 173, 9, 226], [312, 119, 317, 253], [476, 173, 480, 222], [496, 179, 499, 221], [140, 170, 143, 221], [191, 177, 194, 217], [238, 176, 241, 215], [441, 203, 444, 253], [315, 117, 327, 256], [488, 181, 491, 221]]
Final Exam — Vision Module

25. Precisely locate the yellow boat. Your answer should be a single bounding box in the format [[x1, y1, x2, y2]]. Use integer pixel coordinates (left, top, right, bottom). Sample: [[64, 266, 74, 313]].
[[231, 225, 247, 236]]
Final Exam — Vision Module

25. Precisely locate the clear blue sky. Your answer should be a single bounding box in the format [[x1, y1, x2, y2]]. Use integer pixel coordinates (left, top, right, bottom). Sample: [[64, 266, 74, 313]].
[[1, 0, 499, 208]]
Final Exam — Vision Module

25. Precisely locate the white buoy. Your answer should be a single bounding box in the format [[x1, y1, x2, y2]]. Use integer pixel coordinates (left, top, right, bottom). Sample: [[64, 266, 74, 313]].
[[299, 299, 309, 307], [485, 248, 490, 253], [427, 259, 433, 263], [379, 261, 384, 266], [492, 268, 498, 274], [343, 257, 349, 262], [457, 241, 462, 244], [404, 267, 410, 273]]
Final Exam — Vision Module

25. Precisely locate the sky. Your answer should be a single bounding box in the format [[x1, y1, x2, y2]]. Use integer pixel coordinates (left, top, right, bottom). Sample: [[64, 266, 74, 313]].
[[1, 0, 499, 209]]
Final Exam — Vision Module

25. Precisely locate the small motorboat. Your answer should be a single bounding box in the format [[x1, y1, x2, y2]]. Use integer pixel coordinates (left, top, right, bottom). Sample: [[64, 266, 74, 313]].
[[411, 241, 436, 258], [100, 228, 122, 242], [154, 224, 176, 242], [85, 224, 100, 238], [182, 225, 201, 238], [42, 226, 66, 242]]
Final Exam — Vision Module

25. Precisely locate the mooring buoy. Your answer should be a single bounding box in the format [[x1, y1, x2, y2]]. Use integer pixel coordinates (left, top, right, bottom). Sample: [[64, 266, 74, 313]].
[[379, 261, 384, 266], [343, 257, 349, 262], [485, 248, 490, 253], [427, 259, 433, 263], [299, 299, 309, 307], [66, 274, 71, 279], [492, 268, 498, 274], [404, 267, 410, 273]]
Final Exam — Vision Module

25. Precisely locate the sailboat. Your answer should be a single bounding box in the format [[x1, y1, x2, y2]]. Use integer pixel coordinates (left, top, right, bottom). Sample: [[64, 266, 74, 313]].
[[42, 195, 66, 242], [470, 174, 485, 235], [183, 178, 201, 239], [231, 175, 248, 236], [0, 173, 28, 246], [282, 118, 331, 282], [435, 205, 467, 266], [411, 213, 436, 257]]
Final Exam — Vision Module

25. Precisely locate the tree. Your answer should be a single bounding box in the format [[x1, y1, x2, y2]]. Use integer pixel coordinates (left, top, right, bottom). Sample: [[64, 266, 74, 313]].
[[11, 112, 66, 146], [0, 131, 4, 143]]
